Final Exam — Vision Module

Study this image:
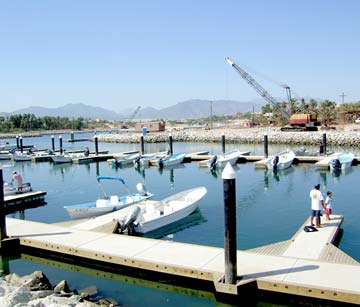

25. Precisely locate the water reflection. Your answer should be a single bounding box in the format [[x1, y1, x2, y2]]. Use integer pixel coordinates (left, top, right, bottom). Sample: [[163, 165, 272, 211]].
[[260, 167, 295, 190]]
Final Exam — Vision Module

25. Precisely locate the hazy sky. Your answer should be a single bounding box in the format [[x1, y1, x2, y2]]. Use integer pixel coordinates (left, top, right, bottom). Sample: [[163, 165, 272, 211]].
[[1, 0, 359, 112]]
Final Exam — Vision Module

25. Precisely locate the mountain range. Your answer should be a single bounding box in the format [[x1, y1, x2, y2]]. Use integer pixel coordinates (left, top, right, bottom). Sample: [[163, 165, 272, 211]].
[[0, 99, 264, 120]]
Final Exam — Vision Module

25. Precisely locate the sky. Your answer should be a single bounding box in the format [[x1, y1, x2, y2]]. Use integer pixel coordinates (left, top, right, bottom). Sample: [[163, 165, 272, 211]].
[[0, 0, 359, 112]]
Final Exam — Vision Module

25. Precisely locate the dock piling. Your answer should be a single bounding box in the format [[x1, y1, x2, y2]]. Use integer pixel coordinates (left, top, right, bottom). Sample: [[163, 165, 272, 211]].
[[322, 131, 327, 155], [94, 132, 99, 155], [51, 135, 55, 151], [264, 132, 268, 158], [169, 134, 173, 155], [0, 169, 8, 241], [140, 135, 145, 155], [71, 131, 74, 142], [59, 135, 63, 154], [20, 136, 23, 153], [221, 133, 226, 154], [16, 135, 19, 149], [222, 163, 237, 284]]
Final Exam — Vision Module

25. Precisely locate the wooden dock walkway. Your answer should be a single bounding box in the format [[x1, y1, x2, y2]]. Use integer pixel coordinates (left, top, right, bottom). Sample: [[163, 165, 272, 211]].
[[4, 212, 360, 304]]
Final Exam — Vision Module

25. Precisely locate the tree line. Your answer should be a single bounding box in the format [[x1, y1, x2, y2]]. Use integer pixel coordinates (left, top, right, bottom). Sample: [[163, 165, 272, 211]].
[[0, 114, 89, 132]]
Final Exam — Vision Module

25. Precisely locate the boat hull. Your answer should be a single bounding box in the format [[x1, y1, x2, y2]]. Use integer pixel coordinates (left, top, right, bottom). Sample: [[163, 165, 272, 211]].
[[65, 193, 154, 219]]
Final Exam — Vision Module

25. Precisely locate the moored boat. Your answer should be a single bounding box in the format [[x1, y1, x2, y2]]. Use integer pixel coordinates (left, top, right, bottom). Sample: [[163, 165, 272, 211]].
[[154, 152, 186, 168], [51, 152, 85, 164], [265, 150, 295, 171], [329, 152, 354, 171], [64, 176, 153, 219], [112, 152, 141, 168], [116, 186, 207, 234]]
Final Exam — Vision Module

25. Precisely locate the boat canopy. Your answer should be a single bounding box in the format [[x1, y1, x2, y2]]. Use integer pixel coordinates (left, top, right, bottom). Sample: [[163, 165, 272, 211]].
[[96, 176, 125, 184]]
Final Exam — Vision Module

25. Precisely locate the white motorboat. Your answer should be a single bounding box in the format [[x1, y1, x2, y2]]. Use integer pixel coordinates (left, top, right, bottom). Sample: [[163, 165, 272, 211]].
[[133, 151, 169, 168], [3, 181, 32, 196], [0, 151, 13, 160], [112, 152, 141, 168], [329, 152, 354, 171], [200, 149, 244, 170], [154, 152, 186, 168], [265, 150, 295, 171], [12, 152, 32, 162], [116, 186, 207, 234], [64, 176, 153, 219], [51, 152, 85, 164]]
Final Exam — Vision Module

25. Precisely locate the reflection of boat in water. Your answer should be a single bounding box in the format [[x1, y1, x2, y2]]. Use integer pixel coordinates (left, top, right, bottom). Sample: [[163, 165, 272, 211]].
[[263, 166, 294, 189]]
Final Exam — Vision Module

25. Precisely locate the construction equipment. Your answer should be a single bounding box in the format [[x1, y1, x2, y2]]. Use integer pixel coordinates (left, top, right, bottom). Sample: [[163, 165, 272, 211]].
[[225, 57, 320, 131], [121, 106, 141, 129]]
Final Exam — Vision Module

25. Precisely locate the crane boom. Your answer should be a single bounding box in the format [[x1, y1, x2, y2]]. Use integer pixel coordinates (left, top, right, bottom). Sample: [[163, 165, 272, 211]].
[[129, 106, 141, 121], [225, 57, 289, 118]]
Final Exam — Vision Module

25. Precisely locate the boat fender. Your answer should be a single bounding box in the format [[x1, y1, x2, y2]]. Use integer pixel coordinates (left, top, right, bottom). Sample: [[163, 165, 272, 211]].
[[119, 206, 141, 233], [210, 155, 217, 170]]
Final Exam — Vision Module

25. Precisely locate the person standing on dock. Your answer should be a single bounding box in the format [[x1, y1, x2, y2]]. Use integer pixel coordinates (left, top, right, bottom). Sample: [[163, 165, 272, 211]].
[[325, 191, 333, 220], [309, 184, 325, 228], [12, 171, 23, 192]]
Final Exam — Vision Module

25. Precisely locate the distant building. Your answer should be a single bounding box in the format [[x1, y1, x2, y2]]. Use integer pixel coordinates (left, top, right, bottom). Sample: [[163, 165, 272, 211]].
[[135, 121, 165, 133]]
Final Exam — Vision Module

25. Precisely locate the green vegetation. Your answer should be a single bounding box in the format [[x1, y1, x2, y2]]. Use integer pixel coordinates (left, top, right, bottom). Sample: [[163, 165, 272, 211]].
[[0, 114, 90, 133]]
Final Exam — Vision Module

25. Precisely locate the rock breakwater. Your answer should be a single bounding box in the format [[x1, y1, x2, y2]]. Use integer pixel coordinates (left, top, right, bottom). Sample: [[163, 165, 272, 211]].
[[96, 127, 360, 147]]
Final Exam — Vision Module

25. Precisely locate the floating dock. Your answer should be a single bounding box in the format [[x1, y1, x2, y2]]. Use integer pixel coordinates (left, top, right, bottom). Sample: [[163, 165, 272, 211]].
[[4, 191, 47, 213], [4, 212, 360, 305]]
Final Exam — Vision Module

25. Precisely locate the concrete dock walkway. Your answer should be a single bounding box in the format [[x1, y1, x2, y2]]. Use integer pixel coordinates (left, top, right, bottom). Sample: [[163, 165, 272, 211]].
[[4, 213, 360, 304]]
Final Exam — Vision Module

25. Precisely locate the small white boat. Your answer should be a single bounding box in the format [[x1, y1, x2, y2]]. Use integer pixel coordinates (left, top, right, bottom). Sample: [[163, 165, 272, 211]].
[[3, 181, 32, 196], [116, 186, 207, 234], [155, 152, 186, 168], [133, 151, 169, 168], [12, 152, 32, 162], [64, 176, 153, 219], [202, 149, 243, 170], [266, 150, 295, 171], [112, 152, 141, 167], [329, 152, 354, 171], [51, 152, 85, 164], [0, 151, 13, 160]]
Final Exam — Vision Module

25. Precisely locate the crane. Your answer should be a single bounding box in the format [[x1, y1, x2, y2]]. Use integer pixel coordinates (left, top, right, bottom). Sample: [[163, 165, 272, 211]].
[[121, 106, 141, 129], [225, 57, 320, 131], [225, 57, 290, 119]]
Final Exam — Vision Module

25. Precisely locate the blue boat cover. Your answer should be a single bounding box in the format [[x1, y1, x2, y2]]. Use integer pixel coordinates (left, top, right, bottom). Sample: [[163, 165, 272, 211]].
[[96, 176, 125, 184]]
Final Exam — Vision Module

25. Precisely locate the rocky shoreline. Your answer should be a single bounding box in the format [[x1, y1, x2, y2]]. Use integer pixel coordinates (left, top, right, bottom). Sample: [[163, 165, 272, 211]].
[[96, 126, 360, 147], [0, 271, 121, 307]]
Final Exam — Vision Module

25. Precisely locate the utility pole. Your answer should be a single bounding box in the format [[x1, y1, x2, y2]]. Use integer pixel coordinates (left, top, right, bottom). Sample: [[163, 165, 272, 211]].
[[340, 92, 346, 104], [210, 101, 213, 130]]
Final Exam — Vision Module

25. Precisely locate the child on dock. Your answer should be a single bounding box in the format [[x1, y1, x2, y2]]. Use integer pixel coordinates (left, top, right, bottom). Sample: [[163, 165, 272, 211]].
[[325, 191, 333, 220]]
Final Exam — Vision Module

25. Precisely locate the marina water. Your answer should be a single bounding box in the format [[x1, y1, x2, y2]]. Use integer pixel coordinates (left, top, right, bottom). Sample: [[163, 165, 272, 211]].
[[1, 132, 360, 306]]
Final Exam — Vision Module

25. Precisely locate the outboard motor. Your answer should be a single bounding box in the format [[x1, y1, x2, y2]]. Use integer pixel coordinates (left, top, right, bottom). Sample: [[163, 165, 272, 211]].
[[118, 206, 141, 235], [136, 183, 148, 196], [158, 158, 164, 169], [210, 155, 217, 171], [331, 159, 341, 170]]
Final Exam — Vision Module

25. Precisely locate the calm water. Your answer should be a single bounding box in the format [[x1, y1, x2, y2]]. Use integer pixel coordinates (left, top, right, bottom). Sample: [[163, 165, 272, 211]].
[[1, 132, 360, 306]]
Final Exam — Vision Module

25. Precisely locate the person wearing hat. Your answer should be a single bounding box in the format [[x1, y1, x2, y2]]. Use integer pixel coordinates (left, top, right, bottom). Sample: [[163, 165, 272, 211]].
[[309, 184, 325, 228], [12, 171, 23, 192]]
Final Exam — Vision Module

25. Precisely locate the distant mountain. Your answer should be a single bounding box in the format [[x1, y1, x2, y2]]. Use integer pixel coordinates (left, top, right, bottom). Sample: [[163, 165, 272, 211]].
[[5, 99, 264, 120], [12, 103, 122, 120]]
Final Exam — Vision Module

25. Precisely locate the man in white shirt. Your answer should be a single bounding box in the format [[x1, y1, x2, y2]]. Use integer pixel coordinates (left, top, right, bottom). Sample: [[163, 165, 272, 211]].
[[309, 184, 325, 228]]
